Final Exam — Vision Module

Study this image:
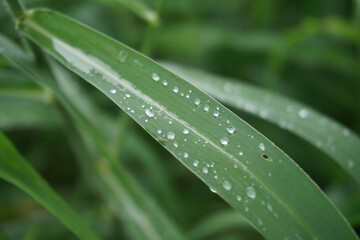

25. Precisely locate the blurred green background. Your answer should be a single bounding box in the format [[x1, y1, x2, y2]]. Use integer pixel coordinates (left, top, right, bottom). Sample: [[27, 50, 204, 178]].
[[1, 0, 359, 239]]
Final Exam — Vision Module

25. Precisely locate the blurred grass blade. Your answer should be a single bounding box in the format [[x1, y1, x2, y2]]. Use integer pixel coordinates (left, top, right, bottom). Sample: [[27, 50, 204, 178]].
[[18, 9, 358, 240], [94, 0, 158, 25], [163, 62, 360, 185], [0, 35, 185, 240], [188, 209, 258, 240], [0, 131, 102, 240]]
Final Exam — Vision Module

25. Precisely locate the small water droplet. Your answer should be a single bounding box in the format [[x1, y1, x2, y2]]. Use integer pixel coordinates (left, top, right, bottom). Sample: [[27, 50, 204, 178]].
[[183, 129, 189, 134], [239, 151, 243, 156], [203, 104, 210, 112], [202, 167, 208, 174], [173, 142, 178, 148], [110, 89, 117, 94], [152, 73, 160, 81], [162, 80, 168, 86], [222, 181, 232, 191], [173, 86, 179, 93], [246, 186, 256, 199], [227, 126, 236, 134], [259, 143, 265, 151], [193, 160, 199, 167], [167, 131, 175, 140], [183, 152, 189, 158], [298, 108, 309, 118], [157, 129, 162, 134], [125, 93, 131, 98], [145, 109, 154, 118], [236, 195, 242, 201], [194, 98, 201, 106], [220, 137, 229, 145]]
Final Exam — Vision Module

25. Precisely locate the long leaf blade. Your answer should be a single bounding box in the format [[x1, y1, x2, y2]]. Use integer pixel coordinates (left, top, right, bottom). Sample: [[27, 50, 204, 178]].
[[18, 9, 358, 240], [162, 62, 360, 185], [0, 131, 102, 240]]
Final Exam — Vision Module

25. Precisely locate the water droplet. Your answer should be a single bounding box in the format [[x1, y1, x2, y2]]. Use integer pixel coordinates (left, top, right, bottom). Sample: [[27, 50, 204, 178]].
[[227, 126, 236, 134], [167, 131, 175, 140], [185, 94, 190, 99], [298, 108, 309, 118], [194, 98, 201, 106], [246, 186, 256, 199], [157, 129, 162, 134], [110, 89, 117, 94], [267, 203, 273, 212], [202, 167, 208, 174], [259, 143, 265, 151], [152, 73, 160, 81], [116, 50, 128, 63], [173, 142, 178, 148], [236, 195, 242, 201], [220, 137, 229, 145], [145, 109, 154, 118], [213, 111, 219, 117], [193, 160, 199, 167], [125, 93, 131, 98], [239, 151, 243, 156], [162, 80, 168, 86], [183, 152, 189, 158], [222, 181, 232, 191], [210, 187, 216, 193], [203, 104, 210, 112], [183, 129, 189, 134], [173, 86, 179, 93]]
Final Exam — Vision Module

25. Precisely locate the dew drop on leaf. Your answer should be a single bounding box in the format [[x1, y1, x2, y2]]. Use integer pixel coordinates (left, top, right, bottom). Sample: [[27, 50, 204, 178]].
[[259, 143, 265, 151], [220, 137, 229, 145], [167, 131, 175, 140], [227, 126, 236, 134], [194, 98, 201, 106], [110, 89, 117, 94], [152, 73, 160, 81], [246, 186, 256, 199], [223, 181, 232, 191], [145, 109, 154, 118]]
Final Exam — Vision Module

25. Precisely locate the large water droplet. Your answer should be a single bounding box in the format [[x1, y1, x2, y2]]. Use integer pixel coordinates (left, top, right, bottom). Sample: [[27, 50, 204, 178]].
[[152, 73, 160, 81], [220, 137, 229, 145], [203, 104, 210, 112], [167, 131, 175, 140], [298, 108, 309, 118], [145, 109, 154, 118], [259, 143, 265, 151], [213, 111, 219, 117], [223, 181, 232, 191], [194, 98, 201, 106], [246, 186, 256, 199], [227, 126, 236, 134]]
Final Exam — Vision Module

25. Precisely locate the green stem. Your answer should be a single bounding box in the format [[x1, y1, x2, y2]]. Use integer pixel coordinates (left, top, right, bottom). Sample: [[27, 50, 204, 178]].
[[3, 0, 34, 58]]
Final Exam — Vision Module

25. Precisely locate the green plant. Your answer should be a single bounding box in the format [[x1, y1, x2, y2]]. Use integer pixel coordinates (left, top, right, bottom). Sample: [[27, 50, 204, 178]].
[[0, 0, 359, 240]]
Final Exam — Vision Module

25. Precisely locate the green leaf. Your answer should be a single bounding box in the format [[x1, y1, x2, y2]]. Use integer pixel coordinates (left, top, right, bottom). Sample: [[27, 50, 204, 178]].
[[18, 9, 358, 240], [0, 35, 185, 240], [162, 62, 360, 185], [0, 131, 102, 240]]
